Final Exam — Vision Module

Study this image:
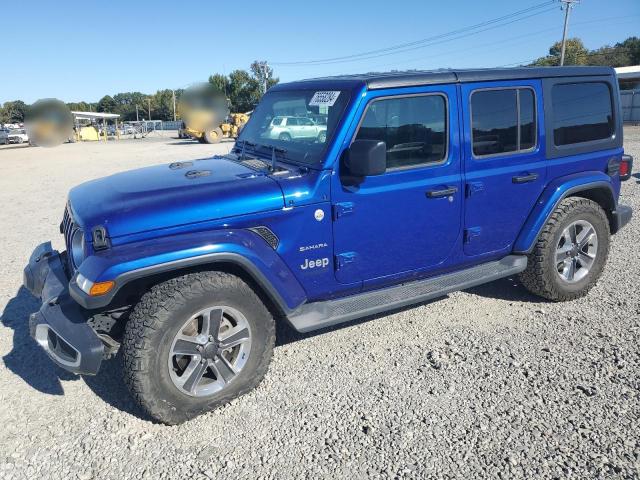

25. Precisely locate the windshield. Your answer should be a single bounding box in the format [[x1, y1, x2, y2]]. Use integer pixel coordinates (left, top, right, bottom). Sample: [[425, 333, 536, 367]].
[[237, 88, 351, 165]]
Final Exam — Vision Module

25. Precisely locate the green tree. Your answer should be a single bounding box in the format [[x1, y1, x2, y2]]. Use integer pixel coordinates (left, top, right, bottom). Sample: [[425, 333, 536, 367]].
[[66, 101, 94, 112], [531, 38, 588, 66], [151, 89, 176, 121], [617, 36, 640, 64], [96, 95, 117, 113], [1, 100, 28, 123], [208, 74, 229, 95]]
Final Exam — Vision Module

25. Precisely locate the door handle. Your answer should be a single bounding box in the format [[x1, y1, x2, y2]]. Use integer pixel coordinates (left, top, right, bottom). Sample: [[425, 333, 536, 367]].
[[426, 186, 458, 198], [512, 173, 539, 184]]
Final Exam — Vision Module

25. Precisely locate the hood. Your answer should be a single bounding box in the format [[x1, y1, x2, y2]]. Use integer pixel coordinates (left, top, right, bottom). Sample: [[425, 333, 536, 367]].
[[69, 156, 285, 239]]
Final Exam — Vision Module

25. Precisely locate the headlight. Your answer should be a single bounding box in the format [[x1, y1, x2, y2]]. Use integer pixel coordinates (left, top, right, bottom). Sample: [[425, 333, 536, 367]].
[[70, 228, 85, 267]]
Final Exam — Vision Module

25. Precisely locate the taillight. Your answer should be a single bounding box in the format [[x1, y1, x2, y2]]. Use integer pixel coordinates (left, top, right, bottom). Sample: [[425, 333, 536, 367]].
[[620, 155, 633, 181]]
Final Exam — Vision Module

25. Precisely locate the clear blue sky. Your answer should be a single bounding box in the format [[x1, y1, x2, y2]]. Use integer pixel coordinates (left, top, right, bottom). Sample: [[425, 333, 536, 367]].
[[2, 0, 638, 104]]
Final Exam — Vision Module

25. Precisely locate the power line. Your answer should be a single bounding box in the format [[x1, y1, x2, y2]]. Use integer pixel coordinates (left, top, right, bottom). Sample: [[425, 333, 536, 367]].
[[271, 1, 556, 66], [318, 15, 639, 76]]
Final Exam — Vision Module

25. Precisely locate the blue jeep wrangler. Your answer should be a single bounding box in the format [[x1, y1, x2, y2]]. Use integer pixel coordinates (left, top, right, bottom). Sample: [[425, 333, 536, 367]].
[[24, 67, 633, 424]]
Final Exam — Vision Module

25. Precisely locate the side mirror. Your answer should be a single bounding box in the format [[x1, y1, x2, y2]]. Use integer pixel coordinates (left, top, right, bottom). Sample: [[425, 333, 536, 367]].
[[345, 139, 386, 177]]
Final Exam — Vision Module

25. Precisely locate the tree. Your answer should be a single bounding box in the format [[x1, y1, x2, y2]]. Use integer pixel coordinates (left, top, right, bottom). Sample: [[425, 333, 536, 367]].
[[208, 74, 229, 95], [0, 100, 28, 123], [96, 95, 117, 113], [531, 38, 588, 66], [617, 36, 640, 65], [151, 89, 176, 121]]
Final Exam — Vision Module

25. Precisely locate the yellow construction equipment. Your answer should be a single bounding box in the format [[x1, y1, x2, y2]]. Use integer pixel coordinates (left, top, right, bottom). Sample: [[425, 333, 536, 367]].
[[183, 111, 249, 144], [179, 84, 250, 144]]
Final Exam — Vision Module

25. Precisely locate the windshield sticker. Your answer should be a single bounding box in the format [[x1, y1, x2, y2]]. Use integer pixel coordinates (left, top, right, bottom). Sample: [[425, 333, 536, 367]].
[[309, 91, 341, 107]]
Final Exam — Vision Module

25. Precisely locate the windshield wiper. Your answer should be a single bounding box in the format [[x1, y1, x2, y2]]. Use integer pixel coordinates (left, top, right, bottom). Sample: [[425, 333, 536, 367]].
[[234, 139, 256, 160]]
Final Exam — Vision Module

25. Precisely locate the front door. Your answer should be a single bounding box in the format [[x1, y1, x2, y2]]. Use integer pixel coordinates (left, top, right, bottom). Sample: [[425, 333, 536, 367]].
[[460, 80, 547, 258], [331, 86, 463, 286]]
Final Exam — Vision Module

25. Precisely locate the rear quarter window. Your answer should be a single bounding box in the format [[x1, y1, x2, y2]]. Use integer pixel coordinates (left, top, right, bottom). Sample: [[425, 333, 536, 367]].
[[552, 82, 614, 146]]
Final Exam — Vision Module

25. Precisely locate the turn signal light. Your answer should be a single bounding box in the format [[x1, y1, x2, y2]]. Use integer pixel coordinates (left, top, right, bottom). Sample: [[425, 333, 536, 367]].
[[89, 281, 115, 296]]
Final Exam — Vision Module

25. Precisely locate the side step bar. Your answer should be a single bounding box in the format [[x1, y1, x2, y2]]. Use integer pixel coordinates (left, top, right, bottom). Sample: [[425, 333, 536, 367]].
[[287, 255, 527, 333]]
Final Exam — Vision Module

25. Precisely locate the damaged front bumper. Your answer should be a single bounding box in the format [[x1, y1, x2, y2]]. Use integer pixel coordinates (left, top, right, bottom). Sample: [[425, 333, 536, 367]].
[[23, 242, 104, 375]]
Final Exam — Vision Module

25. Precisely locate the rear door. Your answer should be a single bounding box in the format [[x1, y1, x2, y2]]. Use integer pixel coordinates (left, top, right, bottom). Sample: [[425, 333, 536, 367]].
[[461, 80, 546, 258]]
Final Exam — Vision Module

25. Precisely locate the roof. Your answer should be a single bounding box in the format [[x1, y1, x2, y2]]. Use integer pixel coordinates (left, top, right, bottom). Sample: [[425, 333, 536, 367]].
[[71, 111, 120, 120], [272, 66, 615, 91], [615, 65, 640, 80]]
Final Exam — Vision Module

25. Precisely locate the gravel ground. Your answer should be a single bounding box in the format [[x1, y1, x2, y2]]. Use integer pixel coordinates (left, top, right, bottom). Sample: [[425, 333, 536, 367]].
[[0, 130, 639, 479]]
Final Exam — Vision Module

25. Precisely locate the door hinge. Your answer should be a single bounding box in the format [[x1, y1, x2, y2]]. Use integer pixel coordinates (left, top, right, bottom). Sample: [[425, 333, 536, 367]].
[[466, 181, 484, 197], [335, 252, 357, 270], [333, 202, 354, 219], [464, 227, 482, 243]]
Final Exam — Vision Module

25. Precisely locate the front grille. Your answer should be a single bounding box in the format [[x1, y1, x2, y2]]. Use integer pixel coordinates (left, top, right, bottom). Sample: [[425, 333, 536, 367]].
[[61, 204, 76, 272]]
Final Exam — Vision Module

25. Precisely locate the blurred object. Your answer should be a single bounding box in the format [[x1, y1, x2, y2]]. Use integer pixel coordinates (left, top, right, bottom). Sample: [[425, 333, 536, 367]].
[[26, 99, 73, 147], [0, 128, 9, 145], [179, 83, 248, 144]]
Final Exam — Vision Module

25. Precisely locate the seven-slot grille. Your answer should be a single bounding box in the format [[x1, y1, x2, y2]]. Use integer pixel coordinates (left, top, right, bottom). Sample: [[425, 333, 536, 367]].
[[61, 204, 77, 271]]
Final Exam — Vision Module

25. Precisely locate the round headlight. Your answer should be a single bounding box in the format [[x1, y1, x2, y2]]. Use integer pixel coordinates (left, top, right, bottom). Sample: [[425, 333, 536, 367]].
[[71, 228, 85, 267]]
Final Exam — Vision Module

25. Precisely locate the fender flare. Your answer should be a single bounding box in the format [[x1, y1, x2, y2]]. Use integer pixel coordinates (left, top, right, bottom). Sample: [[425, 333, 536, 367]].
[[513, 172, 617, 253], [70, 229, 307, 314]]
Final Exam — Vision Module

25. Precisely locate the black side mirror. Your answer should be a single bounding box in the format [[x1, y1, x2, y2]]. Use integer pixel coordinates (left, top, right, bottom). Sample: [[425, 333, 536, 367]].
[[345, 139, 386, 177]]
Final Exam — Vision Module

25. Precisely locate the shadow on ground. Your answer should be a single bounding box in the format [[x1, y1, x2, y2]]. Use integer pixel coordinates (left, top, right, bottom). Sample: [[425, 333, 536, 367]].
[[2, 274, 536, 417], [1, 286, 78, 395], [465, 275, 542, 303]]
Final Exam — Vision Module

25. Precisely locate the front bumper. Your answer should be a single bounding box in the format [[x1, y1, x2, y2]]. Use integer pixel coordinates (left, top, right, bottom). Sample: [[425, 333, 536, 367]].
[[612, 204, 633, 234], [23, 242, 104, 375]]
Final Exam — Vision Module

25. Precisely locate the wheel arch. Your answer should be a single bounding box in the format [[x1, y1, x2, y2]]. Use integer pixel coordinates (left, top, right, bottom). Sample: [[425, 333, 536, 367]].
[[111, 254, 295, 317], [70, 230, 308, 315], [513, 173, 617, 253]]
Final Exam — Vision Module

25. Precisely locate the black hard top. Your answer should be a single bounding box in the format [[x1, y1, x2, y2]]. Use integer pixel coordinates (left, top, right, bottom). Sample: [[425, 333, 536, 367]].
[[272, 66, 615, 91]]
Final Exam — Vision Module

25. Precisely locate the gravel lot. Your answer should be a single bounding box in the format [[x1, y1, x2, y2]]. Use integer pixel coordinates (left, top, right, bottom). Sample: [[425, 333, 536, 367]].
[[0, 130, 638, 479]]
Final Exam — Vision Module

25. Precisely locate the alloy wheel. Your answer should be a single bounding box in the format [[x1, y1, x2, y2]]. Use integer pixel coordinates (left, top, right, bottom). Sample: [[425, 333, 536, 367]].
[[168, 305, 251, 397], [555, 219, 598, 283]]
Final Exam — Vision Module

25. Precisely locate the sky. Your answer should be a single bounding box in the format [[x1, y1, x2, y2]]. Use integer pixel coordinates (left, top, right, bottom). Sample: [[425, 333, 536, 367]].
[[1, 0, 638, 104]]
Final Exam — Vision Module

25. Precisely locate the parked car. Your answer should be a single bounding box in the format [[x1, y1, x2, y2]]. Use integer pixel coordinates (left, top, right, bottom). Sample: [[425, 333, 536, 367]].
[[262, 115, 326, 142], [8, 128, 29, 144], [24, 67, 633, 424], [0, 128, 9, 145]]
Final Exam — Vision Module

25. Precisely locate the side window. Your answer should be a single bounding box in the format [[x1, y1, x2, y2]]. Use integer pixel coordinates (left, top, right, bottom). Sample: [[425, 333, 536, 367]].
[[287, 118, 298, 126], [551, 82, 613, 146], [300, 118, 313, 126], [355, 94, 447, 170], [471, 87, 537, 157]]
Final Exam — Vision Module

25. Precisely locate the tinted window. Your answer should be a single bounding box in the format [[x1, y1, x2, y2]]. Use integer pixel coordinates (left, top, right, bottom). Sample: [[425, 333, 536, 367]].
[[355, 95, 447, 169], [286, 118, 298, 126], [271, 117, 283, 126], [552, 82, 613, 146], [519, 89, 536, 150], [299, 118, 314, 126], [471, 88, 536, 157]]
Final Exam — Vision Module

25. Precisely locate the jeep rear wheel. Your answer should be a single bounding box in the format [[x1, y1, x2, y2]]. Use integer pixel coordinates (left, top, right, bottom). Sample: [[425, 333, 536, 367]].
[[519, 197, 610, 302], [122, 271, 275, 424]]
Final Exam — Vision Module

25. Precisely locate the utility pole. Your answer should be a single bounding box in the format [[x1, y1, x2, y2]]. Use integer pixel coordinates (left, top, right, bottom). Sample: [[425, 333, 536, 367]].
[[136, 104, 139, 122], [559, 0, 580, 66], [147, 98, 151, 120], [172, 90, 177, 121]]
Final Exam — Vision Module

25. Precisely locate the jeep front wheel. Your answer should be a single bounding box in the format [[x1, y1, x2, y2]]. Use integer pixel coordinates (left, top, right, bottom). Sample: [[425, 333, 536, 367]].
[[123, 271, 275, 424], [519, 197, 610, 302]]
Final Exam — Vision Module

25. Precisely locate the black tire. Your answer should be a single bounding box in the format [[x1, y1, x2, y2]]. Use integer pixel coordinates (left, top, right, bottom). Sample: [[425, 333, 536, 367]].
[[123, 271, 275, 424], [278, 132, 291, 141], [203, 127, 223, 144], [519, 197, 610, 302], [197, 136, 206, 144]]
